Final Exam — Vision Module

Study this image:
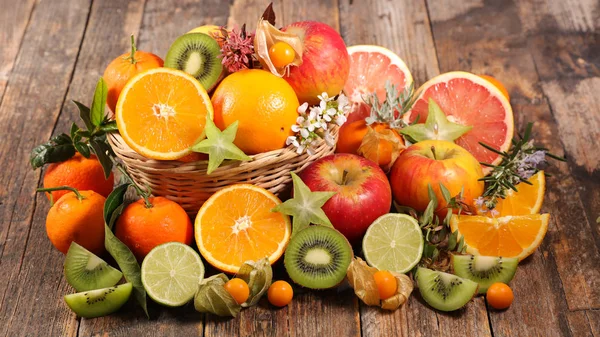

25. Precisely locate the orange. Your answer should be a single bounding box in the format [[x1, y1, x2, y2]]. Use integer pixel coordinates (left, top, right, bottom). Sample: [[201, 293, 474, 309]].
[[480, 75, 510, 101], [103, 35, 164, 113], [45, 190, 106, 255], [115, 197, 193, 261], [480, 171, 545, 216], [116, 68, 213, 160], [43, 153, 114, 201], [450, 213, 549, 261], [403, 71, 514, 174], [195, 184, 291, 273], [211, 69, 299, 155]]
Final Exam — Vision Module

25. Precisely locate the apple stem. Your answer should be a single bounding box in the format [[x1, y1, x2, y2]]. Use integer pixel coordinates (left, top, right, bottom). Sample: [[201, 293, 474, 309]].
[[341, 169, 349, 185], [431, 146, 437, 160]]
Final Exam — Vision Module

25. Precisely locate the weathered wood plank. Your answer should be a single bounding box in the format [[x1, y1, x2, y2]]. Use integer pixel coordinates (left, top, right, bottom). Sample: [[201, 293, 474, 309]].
[[425, 0, 591, 335], [0, 0, 36, 103], [567, 310, 597, 337], [0, 0, 92, 334]]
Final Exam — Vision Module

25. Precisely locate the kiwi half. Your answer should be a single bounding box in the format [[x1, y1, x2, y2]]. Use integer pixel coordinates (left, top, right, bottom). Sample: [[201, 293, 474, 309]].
[[452, 255, 518, 294], [64, 283, 132, 318], [415, 267, 478, 311], [164, 33, 223, 91], [284, 226, 353, 289], [64, 242, 123, 292]]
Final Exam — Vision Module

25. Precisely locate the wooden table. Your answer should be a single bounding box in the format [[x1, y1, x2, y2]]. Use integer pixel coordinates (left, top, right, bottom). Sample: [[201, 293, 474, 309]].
[[1, 0, 599, 336]]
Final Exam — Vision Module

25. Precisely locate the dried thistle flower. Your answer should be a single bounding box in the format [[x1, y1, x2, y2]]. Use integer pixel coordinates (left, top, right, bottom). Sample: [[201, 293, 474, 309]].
[[214, 25, 255, 73]]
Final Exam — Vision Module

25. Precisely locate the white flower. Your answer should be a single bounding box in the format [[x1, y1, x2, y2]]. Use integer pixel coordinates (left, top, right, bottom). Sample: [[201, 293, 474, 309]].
[[324, 131, 335, 147], [285, 136, 296, 146], [323, 114, 332, 122], [291, 124, 301, 133], [326, 108, 337, 116], [298, 102, 309, 114], [300, 128, 310, 138], [296, 144, 305, 154], [337, 92, 349, 110], [317, 92, 334, 102], [335, 114, 347, 126]]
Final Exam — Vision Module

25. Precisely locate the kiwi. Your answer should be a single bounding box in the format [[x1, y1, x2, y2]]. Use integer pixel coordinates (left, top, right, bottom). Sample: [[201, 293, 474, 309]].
[[164, 33, 223, 91], [64, 242, 123, 292], [284, 226, 353, 289], [64, 283, 132, 318], [452, 254, 518, 294], [415, 267, 478, 311]]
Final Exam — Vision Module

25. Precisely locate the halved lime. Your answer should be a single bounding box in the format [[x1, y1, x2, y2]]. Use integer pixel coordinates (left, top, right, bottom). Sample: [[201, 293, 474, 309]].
[[141, 242, 205, 307], [362, 213, 423, 274]]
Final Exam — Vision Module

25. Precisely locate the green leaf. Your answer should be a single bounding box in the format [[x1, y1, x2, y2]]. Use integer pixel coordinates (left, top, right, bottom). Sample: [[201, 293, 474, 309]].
[[73, 100, 93, 131], [70, 123, 80, 141], [420, 200, 435, 227], [236, 258, 273, 307], [400, 98, 472, 142], [191, 117, 252, 174], [422, 243, 436, 259], [272, 172, 336, 237], [457, 235, 465, 253], [74, 142, 91, 158], [447, 231, 458, 251], [91, 78, 108, 127], [427, 184, 438, 209], [104, 184, 129, 226], [89, 139, 113, 179], [100, 120, 118, 133], [439, 183, 451, 203], [30, 133, 75, 170], [194, 274, 241, 317], [102, 186, 149, 318]]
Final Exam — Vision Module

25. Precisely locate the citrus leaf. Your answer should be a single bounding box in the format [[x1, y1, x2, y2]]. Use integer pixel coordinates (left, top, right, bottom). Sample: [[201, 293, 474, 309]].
[[89, 139, 113, 179], [73, 100, 93, 131], [100, 120, 118, 133], [237, 258, 273, 307], [194, 274, 241, 317], [74, 142, 91, 158], [30, 133, 75, 170], [102, 186, 149, 318], [91, 78, 108, 127]]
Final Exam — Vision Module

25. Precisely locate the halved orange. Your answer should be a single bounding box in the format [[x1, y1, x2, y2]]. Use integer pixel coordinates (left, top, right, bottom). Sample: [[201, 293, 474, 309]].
[[194, 184, 291, 273], [115, 68, 213, 160], [480, 171, 546, 216], [450, 214, 549, 261]]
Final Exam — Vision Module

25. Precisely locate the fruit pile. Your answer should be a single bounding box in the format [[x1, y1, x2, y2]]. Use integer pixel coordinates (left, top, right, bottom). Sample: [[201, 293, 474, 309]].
[[30, 3, 564, 320]]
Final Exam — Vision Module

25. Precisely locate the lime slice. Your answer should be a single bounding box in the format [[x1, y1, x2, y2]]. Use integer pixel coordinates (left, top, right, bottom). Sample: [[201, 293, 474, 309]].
[[141, 242, 205, 307], [362, 213, 423, 273]]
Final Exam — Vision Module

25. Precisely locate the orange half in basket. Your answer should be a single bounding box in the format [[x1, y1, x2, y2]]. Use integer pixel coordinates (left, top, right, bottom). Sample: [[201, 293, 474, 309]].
[[195, 184, 291, 273], [115, 68, 214, 160]]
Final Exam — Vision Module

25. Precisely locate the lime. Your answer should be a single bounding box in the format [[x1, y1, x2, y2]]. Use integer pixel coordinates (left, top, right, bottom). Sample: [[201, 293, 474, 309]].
[[362, 213, 423, 274], [141, 242, 205, 307]]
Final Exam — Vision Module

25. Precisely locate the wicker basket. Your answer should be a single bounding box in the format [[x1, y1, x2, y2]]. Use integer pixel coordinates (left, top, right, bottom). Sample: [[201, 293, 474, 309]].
[[108, 128, 339, 216]]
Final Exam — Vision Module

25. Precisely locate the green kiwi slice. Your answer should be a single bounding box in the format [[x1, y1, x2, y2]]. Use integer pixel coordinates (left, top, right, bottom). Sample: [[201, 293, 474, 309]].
[[164, 33, 223, 91], [64, 283, 132, 318], [452, 255, 518, 294], [284, 226, 353, 289], [415, 267, 478, 311], [64, 242, 123, 292]]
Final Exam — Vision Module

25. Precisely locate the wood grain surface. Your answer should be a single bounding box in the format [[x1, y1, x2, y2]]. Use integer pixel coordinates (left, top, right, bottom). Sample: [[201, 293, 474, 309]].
[[0, 0, 598, 336]]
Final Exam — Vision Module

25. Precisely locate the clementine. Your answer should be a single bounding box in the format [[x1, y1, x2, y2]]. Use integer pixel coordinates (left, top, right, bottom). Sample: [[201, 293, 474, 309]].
[[103, 35, 164, 113], [45, 190, 106, 255], [43, 153, 114, 201], [115, 197, 193, 261], [211, 69, 299, 155]]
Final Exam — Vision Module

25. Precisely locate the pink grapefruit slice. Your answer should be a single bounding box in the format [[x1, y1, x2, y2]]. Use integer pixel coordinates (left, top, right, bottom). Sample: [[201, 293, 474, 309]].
[[343, 45, 413, 124], [403, 71, 514, 174]]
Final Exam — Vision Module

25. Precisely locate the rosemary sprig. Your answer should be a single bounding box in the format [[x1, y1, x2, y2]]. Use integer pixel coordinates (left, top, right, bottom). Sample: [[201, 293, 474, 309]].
[[363, 80, 414, 129], [477, 122, 566, 210]]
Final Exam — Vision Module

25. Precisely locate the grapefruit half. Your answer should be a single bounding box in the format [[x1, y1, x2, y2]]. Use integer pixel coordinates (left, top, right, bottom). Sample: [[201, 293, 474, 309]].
[[343, 45, 413, 124], [403, 71, 514, 173]]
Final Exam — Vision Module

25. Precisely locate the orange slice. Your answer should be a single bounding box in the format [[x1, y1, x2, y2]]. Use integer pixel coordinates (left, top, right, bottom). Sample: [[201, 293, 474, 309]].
[[403, 71, 514, 174], [450, 214, 549, 261], [116, 68, 213, 160], [194, 184, 291, 273], [481, 171, 545, 216]]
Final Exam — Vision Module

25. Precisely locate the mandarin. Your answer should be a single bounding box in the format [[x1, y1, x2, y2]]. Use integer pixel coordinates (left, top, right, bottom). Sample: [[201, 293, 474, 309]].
[[211, 69, 299, 155], [45, 190, 106, 255], [43, 153, 114, 201], [115, 197, 193, 261], [103, 35, 163, 113]]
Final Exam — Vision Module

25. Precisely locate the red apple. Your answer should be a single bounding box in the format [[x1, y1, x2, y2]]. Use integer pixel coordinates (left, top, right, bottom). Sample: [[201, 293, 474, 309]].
[[389, 140, 484, 217], [299, 153, 392, 243], [283, 21, 349, 105]]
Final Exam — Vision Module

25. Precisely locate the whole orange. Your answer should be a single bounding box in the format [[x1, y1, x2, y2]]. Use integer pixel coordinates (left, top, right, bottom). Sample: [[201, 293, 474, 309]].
[[115, 197, 193, 261], [211, 69, 299, 154], [45, 190, 106, 255], [103, 36, 164, 113], [43, 153, 114, 201]]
